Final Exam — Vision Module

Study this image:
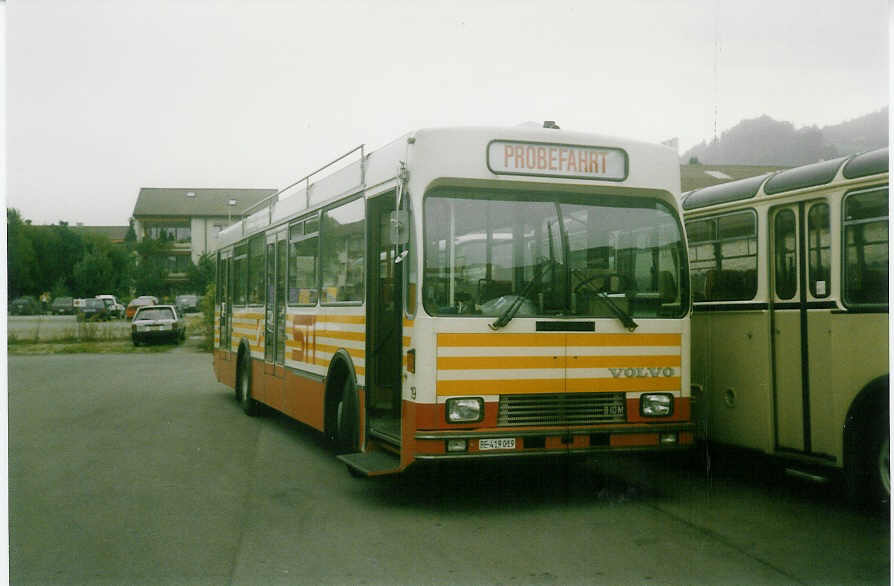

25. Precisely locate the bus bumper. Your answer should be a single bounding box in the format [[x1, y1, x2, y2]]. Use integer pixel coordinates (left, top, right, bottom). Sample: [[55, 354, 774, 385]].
[[411, 423, 696, 461]]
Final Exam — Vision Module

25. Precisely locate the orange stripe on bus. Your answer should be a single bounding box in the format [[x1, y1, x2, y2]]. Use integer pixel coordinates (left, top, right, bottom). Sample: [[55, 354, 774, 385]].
[[438, 356, 563, 370], [437, 332, 681, 348], [318, 315, 365, 324], [437, 333, 564, 347], [565, 377, 681, 392], [566, 333, 681, 347], [316, 330, 365, 342], [315, 343, 366, 358], [436, 378, 563, 395], [568, 355, 681, 368], [437, 355, 681, 370], [436, 377, 681, 395]]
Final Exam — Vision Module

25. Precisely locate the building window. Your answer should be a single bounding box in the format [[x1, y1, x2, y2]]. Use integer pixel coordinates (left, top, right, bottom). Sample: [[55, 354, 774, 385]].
[[145, 222, 191, 243], [166, 254, 192, 274]]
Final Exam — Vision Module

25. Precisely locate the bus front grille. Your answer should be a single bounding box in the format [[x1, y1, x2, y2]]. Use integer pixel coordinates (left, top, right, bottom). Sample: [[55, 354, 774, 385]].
[[497, 393, 627, 427]]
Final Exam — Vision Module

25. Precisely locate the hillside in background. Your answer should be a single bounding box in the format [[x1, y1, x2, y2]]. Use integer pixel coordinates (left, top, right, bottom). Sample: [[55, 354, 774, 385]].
[[682, 107, 888, 165]]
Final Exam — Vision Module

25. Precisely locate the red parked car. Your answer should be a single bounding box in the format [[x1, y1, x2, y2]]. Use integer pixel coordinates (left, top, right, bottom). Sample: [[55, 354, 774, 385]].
[[125, 296, 158, 320]]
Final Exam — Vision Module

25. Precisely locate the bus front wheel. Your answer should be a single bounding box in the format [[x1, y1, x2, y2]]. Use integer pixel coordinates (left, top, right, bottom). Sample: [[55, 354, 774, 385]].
[[335, 378, 359, 453], [846, 414, 890, 509]]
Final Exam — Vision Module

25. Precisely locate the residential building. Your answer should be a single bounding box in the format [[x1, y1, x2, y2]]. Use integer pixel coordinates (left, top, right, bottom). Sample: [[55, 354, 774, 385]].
[[132, 188, 277, 281], [70, 224, 130, 244]]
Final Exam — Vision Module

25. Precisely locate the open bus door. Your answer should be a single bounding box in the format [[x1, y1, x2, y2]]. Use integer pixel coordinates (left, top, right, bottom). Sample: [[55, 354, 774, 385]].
[[339, 190, 404, 476], [366, 191, 404, 447]]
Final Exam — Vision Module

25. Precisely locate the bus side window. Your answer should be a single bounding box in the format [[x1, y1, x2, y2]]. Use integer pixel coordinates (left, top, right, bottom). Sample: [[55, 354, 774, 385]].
[[321, 198, 365, 303], [807, 203, 830, 298], [687, 211, 757, 302], [774, 209, 798, 300], [843, 187, 889, 305]]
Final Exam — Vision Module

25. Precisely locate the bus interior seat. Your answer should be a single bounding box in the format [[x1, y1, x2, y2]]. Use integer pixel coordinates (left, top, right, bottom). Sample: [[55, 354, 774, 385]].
[[478, 279, 512, 302], [658, 270, 676, 303]]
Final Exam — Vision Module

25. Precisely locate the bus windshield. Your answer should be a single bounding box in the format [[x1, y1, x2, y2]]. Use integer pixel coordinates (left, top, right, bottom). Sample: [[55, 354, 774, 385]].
[[423, 190, 688, 319]]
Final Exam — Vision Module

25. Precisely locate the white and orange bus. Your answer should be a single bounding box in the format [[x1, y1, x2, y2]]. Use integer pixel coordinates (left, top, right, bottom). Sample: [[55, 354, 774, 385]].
[[213, 123, 695, 476], [684, 147, 888, 504]]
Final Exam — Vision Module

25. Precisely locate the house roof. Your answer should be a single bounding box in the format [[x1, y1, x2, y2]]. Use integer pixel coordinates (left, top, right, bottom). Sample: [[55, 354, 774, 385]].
[[132, 188, 278, 218], [69, 225, 130, 242], [680, 164, 787, 193]]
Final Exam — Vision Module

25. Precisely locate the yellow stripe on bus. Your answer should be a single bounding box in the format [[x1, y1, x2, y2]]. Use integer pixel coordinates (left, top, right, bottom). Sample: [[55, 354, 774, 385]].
[[438, 333, 564, 347], [566, 333, 681, 347], [437, 354, 681, 370], [437, 332, 681, 348], [316, 330, 365, 342], [436, 377, 682, 395], [565, 377, 681, 392], [318, 314, 365, 324]]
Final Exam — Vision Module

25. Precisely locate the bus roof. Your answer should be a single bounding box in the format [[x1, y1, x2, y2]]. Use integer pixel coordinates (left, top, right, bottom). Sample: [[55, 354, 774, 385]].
[[217, 124, 681, 249], [681, 146, 888, 211]]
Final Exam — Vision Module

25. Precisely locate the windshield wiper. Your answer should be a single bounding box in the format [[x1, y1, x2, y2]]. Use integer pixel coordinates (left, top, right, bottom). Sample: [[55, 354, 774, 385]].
[[489, 257, 556, 330], [572, 269, 638, 332]]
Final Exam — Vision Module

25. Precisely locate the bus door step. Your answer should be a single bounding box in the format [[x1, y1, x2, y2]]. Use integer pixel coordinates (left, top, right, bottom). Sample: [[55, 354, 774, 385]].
[[338, 451, 401, 477]]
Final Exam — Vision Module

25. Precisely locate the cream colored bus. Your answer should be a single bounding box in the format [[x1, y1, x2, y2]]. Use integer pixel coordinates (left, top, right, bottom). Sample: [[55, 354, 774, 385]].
[[213, 123, 695, 476], [683, 147, 888, 504]]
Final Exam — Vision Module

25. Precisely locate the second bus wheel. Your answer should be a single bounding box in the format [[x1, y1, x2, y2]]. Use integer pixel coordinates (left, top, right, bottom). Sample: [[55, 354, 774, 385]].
[[335, 378, 359, 453], [846, 411, 890, 509], [238, 354, 259, 416]]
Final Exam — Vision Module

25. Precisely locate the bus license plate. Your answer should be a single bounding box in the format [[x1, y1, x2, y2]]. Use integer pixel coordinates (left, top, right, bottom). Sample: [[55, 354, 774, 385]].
[[478, 438, 515, 451]]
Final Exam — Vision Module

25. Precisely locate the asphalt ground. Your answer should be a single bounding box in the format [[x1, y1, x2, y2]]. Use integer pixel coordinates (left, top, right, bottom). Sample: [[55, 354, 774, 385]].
[[8, 347, 891, 584]]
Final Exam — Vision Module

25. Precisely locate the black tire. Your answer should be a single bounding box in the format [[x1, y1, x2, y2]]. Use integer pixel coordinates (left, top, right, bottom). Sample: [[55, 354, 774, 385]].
[[238, 354, 258, 416], [846, 414, 890, 509], [132, 337, 140, 347], [867, 416, 890, 507], [335, 377, 359, 453]]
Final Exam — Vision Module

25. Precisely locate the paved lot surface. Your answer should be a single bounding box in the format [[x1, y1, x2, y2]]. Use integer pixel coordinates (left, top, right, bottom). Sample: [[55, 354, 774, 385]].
[[9, 348, 891, 584]]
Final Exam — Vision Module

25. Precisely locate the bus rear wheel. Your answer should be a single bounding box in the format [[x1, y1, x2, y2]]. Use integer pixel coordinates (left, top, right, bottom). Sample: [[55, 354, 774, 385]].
[[238, 354, 258, 417]]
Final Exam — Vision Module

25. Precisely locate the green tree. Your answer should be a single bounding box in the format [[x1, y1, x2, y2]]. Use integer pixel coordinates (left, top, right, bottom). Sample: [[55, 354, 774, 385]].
[[72, 249, 116, 296], [134, 237, 171, 296], [187, 252, 216, 294], [7, 208, 38, 298]]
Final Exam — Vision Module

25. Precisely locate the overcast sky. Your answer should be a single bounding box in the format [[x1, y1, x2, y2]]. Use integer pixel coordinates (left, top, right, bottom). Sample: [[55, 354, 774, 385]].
[[4, 0, 890, 227]]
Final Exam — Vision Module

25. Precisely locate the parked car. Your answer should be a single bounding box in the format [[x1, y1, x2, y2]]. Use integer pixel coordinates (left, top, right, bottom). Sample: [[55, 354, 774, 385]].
[[50, 296, 76, 315], [125, 296, 159, 320], [10, 296, 40, 315], [77, 298, 110, 321], [175, 294, 200, 314], [131, 305, 185, 346], [96, 294, 125, 318]]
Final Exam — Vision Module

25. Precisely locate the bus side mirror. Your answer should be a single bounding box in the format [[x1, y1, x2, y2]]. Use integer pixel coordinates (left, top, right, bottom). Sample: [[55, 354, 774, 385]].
[[389, 210, 409, 245]]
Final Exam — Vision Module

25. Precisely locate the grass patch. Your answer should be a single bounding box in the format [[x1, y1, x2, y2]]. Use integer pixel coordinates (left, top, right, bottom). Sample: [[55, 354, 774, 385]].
[[7, 339, 197, 355]]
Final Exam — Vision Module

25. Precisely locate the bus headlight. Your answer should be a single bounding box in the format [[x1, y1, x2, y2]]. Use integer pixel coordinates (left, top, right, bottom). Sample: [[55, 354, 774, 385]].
[[446, 398, 484, 423], [640, 393, 674, 417]]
